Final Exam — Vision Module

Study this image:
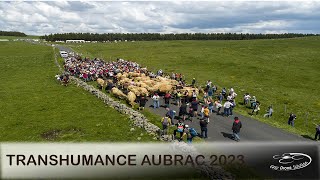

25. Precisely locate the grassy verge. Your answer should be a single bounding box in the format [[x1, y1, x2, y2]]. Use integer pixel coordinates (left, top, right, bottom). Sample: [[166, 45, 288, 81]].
[[66, 38, 320, 138], [0, 41, 155, 142]]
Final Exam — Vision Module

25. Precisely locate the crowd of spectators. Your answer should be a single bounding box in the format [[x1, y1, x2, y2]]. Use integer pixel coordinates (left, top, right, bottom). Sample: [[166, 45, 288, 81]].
[[63, 56, 147, 82]]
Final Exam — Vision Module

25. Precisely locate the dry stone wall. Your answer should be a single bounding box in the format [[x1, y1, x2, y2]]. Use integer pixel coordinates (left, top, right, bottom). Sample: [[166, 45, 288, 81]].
[[70, 76, 162, 138]]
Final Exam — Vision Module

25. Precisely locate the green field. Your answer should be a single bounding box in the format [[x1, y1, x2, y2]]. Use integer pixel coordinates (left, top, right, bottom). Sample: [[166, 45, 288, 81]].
[[0, 41, 155, 142], [0, 35, 39, 40], [68, 37, 320, 138]]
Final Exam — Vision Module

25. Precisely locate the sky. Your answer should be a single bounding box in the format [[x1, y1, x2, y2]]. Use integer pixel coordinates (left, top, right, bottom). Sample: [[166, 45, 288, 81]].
[[1, 1, 320, 35]]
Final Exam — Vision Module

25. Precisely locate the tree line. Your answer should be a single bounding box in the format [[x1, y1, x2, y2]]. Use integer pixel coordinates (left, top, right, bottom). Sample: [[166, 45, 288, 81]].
[[0, 31, 27, 37], [40, 33, 318, 42]]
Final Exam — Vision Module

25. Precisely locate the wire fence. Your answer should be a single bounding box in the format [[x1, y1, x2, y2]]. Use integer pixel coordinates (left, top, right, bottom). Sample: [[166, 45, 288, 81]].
[[282, 104, 320, 128], [253, 102, 320, 138]]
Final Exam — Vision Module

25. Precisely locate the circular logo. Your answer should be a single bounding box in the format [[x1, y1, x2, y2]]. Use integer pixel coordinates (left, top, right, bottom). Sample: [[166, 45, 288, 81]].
[[270, 153, 312, 171]]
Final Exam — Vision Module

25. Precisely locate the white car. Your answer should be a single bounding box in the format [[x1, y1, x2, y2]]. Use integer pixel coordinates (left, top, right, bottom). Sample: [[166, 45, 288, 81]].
[[59, 51, 68, 58]]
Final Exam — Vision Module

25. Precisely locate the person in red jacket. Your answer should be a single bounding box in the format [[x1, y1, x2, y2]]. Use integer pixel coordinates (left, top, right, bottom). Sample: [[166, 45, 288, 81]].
[[232, 117, 242, 142], [164, 92, 171, 108]]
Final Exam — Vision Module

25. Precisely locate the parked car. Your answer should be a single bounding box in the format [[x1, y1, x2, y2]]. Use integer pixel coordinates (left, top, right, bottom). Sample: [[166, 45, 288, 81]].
[[59, 51, 68, 58]]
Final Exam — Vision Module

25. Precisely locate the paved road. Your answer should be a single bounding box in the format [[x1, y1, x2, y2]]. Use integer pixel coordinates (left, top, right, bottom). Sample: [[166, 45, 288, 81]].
[[145, 98, 309, 142], [55, 44, 74, 53], [55, 44, 312, 142]]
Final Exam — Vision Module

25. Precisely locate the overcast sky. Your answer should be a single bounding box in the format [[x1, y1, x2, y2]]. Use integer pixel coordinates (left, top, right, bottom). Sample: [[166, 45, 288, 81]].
[[1, 1, 320, 35]]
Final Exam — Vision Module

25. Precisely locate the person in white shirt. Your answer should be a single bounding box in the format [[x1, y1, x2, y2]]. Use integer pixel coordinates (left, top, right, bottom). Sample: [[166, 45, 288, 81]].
[[223, 101, 233, 117], [263, 106, 273, 118], [171, 72, 176, 80], [230, 87, 234, 94], [227, 95, 232, 101], [243, 93, 251, 105], [192, 90, 197, 101], [231, 92, 237, 99], [215, 100, 222, 115], [152, 93, 160, 108], [200, 105, 205, 119], [55, 74, 61, 81]]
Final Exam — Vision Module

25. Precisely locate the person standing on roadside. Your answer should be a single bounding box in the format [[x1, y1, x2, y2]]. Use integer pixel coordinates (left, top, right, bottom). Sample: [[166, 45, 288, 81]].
[[288, 113, 297, 127], [243, 93, 251, 105], [203, 106, 210, 122], [174, 120, 185, 139], [152, 93, 160, 108], [176, 90, 182, 107], [161, 116, 171, 135], [232, 117, 242, 142], [166, 108, 176, 125], [215, 100, 222, 115], [218, 93, 223, 103], [208, 100, 214, 114], [223, 100, 232, 117], [180, 125, 197, 144], [179, 102, 188, 121], [200, 105, 205, 119], [164, 92, 171, 108], [191, 98, 199, 119], [200, 119, 208, 138], [212, 85, 217, 95], [222, 88, 227, 99], [207, 86, 213, 98], [183, 90, 189, 103], [171, 72, 176, 80], [192, 90, 197, 101], [138, 95, 148, 110], [230, 99, 236, 116]]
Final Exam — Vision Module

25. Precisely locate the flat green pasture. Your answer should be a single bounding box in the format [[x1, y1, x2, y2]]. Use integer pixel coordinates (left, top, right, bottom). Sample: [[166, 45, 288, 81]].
[[0, 41, 155, 142]]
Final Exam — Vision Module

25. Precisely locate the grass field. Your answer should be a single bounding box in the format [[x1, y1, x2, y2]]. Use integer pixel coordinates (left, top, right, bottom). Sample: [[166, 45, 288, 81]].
[[0, 35, 39, 40], [68, 37, 320, 138], [0, 41, 155, 142]]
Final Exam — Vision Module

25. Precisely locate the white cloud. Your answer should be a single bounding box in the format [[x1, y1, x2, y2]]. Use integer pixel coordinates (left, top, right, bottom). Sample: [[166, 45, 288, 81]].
[[0, 1, 319, 35]]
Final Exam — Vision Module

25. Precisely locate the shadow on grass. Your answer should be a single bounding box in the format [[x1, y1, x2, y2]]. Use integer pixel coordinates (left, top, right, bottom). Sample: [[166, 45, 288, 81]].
[[245, 106, 254, 110], [301, 135, 315, 141]]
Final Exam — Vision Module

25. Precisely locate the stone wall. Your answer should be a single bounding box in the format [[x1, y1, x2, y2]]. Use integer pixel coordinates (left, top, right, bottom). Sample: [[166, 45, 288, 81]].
[[70, 76, 162, 139]]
